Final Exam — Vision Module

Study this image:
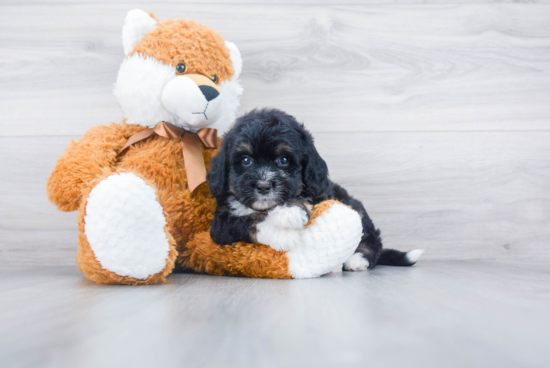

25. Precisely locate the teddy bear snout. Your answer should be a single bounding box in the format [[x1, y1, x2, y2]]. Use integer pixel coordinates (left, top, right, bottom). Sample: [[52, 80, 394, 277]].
[[161, 75, 223, 128], [198, 85, 220, 102]]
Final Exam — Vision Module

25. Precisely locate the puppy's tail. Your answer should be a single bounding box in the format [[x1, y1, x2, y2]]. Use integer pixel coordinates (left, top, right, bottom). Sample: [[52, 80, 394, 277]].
[[377, 249, 424, 266]]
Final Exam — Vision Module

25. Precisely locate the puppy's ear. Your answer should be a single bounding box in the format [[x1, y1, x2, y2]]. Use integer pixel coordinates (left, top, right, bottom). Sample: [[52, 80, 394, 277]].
[[208, 140, 230, 199], [301, 131, 330, 198]]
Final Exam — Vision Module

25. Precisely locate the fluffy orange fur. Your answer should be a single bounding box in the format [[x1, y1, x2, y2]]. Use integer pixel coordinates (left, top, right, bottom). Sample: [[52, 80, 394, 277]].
[[48, 121, 347, 283], [47, 122, 289, 283], [179, 200, 346, 279], [180, 232, 292, 279], [47, 15, 344, 284], [131, 16, 234, 83], [75, 171, 179, 285]]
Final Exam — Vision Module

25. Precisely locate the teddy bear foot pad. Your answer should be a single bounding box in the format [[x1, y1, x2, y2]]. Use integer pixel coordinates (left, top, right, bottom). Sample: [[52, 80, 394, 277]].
[[84, 173, 172, 279]]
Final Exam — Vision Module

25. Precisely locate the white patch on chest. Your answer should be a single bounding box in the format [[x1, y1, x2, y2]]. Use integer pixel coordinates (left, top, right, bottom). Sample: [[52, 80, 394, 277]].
[[229, 198, 258, 217]]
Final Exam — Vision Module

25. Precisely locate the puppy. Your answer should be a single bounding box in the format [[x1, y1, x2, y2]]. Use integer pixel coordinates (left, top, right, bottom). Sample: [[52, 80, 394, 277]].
[[208, 108, 422, 270]]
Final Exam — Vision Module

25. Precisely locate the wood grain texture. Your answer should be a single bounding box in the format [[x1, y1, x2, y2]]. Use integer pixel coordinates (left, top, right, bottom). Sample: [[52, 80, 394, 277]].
[[2, 131, 549, 265], [1, 262, 549, 368], [324, 132, 550, 262], [0, 2, 549, 266], [1, 4, 550, 136]]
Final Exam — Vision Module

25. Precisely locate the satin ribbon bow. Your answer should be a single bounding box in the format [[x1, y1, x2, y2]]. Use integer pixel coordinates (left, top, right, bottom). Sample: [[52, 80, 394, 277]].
[[118, 121, 218, 192]]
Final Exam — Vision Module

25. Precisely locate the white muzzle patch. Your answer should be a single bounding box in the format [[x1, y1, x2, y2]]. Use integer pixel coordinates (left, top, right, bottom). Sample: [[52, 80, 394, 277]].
[[161, 75, 222, 130], [114, 53, 242, 134]]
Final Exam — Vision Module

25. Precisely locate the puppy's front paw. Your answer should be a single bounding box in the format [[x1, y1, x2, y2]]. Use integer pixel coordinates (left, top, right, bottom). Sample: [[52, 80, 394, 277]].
[[265, 205, 309, 230]]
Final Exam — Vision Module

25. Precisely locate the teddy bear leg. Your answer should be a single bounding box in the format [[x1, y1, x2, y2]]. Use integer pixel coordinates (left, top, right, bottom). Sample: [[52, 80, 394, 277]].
[[76, 172, 177, 285], [285, 200, 363, 279]]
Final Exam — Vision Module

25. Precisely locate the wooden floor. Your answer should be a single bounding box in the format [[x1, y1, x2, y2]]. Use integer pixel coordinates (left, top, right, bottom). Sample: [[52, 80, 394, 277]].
[[1, 261, 549, 368]]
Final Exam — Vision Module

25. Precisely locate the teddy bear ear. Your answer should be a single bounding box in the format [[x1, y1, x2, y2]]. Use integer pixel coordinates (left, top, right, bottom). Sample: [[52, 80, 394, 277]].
[[225, 41, 242, 80], [122, 9, 158, 56]]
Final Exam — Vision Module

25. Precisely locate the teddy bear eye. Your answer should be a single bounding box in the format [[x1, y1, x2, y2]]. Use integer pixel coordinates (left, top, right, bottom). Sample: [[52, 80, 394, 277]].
[[211, 75, 218, 83], [176, 63, 186, 74]]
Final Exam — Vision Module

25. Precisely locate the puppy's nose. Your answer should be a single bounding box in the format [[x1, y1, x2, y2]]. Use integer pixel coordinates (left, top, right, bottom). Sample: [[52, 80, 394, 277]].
[[198, 85, 220, 101], [256, 181, 272, 195]]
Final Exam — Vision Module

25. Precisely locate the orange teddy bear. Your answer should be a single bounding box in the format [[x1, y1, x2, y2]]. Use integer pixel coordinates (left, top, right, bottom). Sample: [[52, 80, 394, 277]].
[[47, 10, 363, 285]]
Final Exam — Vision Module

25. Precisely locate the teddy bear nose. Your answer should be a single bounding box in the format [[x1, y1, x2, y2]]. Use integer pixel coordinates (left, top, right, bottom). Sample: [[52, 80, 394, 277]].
[[198, 85, 220, 101]]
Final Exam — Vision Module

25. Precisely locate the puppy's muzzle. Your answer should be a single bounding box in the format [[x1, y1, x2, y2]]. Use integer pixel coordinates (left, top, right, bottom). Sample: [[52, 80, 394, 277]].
[[256, 180, 274, 195]]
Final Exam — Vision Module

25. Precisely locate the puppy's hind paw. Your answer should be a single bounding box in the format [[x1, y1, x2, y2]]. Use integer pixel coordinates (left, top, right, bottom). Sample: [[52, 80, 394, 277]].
[[343, 253, 369, 272]]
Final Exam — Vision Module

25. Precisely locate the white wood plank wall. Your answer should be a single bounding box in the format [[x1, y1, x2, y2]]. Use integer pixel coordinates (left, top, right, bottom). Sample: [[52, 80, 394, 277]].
[[1, 1, 549, 266]]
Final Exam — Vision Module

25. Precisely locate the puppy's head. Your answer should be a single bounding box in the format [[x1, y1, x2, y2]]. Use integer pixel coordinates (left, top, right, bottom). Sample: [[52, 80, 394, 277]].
[[208, 108, 329, 210]]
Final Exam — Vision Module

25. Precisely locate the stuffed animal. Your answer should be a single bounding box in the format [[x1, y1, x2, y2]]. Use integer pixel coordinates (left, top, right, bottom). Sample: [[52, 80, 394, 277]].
[[47, 10, 363, 285]]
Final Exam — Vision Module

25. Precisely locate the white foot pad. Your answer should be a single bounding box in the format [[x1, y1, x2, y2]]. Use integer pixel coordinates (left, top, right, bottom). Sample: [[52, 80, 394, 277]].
[[85, 173, 170, 279], [287, 203, 362, 279], [343, 253, 369, 271]]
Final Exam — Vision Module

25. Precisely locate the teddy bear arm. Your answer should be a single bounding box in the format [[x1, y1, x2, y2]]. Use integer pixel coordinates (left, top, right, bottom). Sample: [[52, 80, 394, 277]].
[[285, 200, 364, 278], [178, 200, 363, 279], [47, 123, 139, 212], [179, 232, 293, 279]]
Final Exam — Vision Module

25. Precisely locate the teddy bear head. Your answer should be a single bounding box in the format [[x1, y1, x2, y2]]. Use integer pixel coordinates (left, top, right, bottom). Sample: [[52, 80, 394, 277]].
[[114, 10, 243, 134]]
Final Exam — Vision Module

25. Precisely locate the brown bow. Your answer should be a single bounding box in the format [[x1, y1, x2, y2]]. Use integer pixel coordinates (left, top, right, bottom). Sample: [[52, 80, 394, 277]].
[[118, 121, 218, 192]]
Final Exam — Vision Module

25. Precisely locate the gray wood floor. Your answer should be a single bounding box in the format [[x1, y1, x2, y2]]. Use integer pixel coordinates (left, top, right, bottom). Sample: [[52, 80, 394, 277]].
[[1, 261, 549, 368]]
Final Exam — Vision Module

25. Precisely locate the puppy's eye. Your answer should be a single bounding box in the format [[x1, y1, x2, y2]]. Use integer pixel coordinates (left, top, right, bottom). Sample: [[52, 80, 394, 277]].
[[276, 156, 290, 167], [241, 156, 253, 166], [211, 75, 218, 83], [176, 63, 186, 74]]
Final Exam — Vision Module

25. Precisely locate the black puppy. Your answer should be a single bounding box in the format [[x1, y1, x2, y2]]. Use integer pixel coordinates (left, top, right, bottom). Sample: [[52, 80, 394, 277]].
[[208, 108, 422, 270]]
